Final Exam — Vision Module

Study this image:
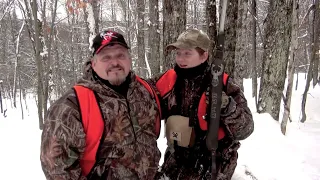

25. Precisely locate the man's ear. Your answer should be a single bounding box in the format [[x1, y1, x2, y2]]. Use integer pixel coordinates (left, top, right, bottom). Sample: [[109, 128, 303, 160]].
[[91, 58, 96, 68], [201, 51, 209, 63]]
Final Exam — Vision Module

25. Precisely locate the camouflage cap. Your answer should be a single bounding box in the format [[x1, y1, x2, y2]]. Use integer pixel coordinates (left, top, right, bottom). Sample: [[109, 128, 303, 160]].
[[166, 29, 211, 52]]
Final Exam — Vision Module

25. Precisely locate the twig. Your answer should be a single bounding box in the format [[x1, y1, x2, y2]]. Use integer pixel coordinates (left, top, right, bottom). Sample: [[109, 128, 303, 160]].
[[0, 0, 15, 22]]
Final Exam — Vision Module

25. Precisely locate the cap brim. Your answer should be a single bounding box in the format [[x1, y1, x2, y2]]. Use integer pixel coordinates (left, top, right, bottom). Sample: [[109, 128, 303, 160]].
[[165, 41, 197, 52]]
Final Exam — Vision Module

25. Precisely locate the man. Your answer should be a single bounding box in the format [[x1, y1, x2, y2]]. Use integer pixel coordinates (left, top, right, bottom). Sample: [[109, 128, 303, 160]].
[[149, 29, 254, 179], [40, 30, 161, 180]]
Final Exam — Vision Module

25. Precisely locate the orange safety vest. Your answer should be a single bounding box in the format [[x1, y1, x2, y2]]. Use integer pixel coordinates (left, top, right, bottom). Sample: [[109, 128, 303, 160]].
[[74, 76, 161, 177], [155, 69, 228, 140]]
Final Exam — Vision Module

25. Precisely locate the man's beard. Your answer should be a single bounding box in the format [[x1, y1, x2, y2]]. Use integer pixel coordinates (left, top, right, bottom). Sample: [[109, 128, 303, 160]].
[[106, 65, 127, 85], [108, 72, 126, 86]]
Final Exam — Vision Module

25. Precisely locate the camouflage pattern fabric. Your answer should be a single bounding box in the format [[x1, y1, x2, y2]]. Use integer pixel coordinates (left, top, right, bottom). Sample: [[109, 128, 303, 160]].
[[149, 65, 254, 180], [40, 62, 161, 180]]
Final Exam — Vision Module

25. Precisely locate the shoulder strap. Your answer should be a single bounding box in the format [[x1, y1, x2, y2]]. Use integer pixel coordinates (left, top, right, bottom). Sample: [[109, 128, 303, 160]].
[[74, 85, 104, 177], [135, 76, 162, 138]]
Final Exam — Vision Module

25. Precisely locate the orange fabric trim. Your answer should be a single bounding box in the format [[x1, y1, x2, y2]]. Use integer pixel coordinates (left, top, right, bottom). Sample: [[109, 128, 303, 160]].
[[156, 69, 177, 97], [197, 94, 225, 140], [157, 70, 229, 140], [74, 85, 104, 177]]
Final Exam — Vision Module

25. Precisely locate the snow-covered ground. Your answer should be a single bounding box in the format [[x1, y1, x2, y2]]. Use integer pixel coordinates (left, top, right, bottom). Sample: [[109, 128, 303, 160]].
[[0, 73, 319, 180], [232, 74, 320, 180]]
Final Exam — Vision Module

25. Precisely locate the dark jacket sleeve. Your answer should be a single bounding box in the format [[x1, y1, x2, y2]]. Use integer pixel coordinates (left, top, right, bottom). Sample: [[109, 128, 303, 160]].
[[40, 89, 86, 180], [220, 77, 254, 141]]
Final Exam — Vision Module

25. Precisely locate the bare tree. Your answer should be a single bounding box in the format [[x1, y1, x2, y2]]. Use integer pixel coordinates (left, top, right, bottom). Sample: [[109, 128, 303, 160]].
[[41, 0, 59, 118], [9, 6, 20, 108], [281, 0, 299, 135], [312, 0, 319, 87], [301, 0, 319, 123], [250, 0, 258, 111], [148, 0, 160, 76], [258, 0, 293, 121], [206, 0, 217, 61], [30, 0, 44, 130], [163, 0, 187, 71], [136, 0, 147, 77], [223, 1, 238, 77], [234, 0, 249, 89], [81, 1, 100, 48], [0, 80, 3, 114]]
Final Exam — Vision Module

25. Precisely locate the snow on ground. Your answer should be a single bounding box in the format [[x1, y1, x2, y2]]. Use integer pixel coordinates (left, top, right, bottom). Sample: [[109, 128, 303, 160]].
[[232, 74, 320, 180], [0, 74, 319, 180], [0, 96, 45, 179]]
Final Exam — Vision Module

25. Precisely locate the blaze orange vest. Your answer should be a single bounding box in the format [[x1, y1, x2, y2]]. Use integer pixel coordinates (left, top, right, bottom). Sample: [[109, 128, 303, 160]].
[[74, 76, 161, 177], [155, 69, 228, 140]]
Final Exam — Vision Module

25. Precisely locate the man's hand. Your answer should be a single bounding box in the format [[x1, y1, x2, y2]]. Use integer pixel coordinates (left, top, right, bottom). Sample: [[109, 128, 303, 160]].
[[221, 92, 236, 116]]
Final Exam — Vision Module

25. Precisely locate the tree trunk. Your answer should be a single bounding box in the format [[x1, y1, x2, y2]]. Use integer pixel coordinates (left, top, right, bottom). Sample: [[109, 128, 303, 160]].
[[0, 18, 7, 64], [43, 0, 58, 118], [257, 0, 293, 121], [295, 69, 299, 90], [234, 0, 249, 90], [10, 9, 19, 108], [39, 0, 50, 117], [251, 0, 258, 111], [301, 61, 313, 123], [0, 81, 2, 113], [22, 89, 28, 113], [223, 1, 238, 76], [67, 10, 77, 83], [127, 1, 132, 48], [137, 0, 147, 77], [31, 0, 45, 129], [281, 0, 298, 135], [163, 0, 187, 71], [82, 5, 92, 56], [19, 73, 24, 120], [148, 0, 160, 76], [312, 0, 320, 86], [92, 1, 100, 32], [301, 0, 318, 123], [54, 33, 62, 98], [206, 0, 217, 62], [111, 0, 116, 24], [85, 2, 100, 49], [193, 0, 198, 28]]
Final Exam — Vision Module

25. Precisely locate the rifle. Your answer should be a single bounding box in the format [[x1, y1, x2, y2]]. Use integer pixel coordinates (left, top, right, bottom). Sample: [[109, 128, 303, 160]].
[[205, 0, 228, 179]]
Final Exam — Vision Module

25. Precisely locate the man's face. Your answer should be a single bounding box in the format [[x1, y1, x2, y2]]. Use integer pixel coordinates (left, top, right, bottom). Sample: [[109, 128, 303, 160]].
[[175, 48, 208, 68], [91, 44, 131, 85]]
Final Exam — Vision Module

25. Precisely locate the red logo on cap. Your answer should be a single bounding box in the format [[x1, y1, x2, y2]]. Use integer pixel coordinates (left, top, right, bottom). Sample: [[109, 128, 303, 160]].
[[96, 31, 118, 54]]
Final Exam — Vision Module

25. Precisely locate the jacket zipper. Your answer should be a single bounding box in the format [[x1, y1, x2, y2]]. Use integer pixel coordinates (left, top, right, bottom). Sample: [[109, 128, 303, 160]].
[[125, 98, 138, 141]]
